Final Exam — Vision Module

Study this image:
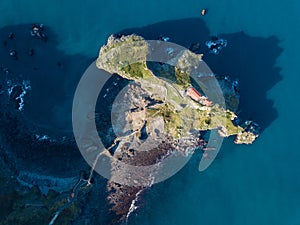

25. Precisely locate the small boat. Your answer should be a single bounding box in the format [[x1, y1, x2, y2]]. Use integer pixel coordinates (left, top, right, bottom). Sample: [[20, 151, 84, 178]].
[[201, 9, 207, 16]]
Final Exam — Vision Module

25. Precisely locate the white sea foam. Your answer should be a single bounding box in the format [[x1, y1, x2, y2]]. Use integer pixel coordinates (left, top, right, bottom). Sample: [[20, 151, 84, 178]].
[[35, 134, 50, 141], [126, 189, 143, 220], [7, 80, 31, 111], [17, 80, 31, 111], [34, 134, 58, 143], [7, 80, 14, 96]]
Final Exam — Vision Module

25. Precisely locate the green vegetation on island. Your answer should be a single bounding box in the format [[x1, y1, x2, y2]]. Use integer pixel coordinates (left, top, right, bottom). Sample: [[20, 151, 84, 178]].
[[96, 34, 259, 145]]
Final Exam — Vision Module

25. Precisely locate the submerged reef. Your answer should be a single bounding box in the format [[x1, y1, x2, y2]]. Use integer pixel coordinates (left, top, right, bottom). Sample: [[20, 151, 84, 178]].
[[0, 24, 93, 225]]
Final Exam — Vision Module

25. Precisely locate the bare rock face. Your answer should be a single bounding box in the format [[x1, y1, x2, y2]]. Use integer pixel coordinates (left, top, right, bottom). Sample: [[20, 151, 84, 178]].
[[106, 134, 202, 223], [235, 131, 258, 144], [96, 34, 260, 223], [106, 82, 164, 222], [111, 83, 148, 136], [106, 83, 203, 223]]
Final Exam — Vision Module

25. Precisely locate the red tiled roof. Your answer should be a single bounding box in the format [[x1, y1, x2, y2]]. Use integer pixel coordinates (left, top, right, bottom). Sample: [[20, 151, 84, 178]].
[[187, 87, 212, 107], [187, 87, 202, 101]]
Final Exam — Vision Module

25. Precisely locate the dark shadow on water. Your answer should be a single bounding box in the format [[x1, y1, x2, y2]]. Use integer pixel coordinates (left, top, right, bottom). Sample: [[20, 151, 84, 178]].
[[119, 18, 283, 132], [0, 24, 94, 176], [0, 24, 113, 225], [120, 18, 210, 47], [207, 32, 282, 130], [0, 20, 282, 174], [0, 19, 283, 225]]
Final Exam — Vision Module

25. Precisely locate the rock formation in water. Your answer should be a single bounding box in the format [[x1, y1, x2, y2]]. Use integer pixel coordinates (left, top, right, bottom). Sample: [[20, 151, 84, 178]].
[[0, 24, 261, 224], [96, 34, 260, 222]]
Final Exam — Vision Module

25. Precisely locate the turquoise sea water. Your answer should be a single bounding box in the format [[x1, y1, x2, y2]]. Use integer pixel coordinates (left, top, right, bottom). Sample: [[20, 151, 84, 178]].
[[1, 0, 300, 224]]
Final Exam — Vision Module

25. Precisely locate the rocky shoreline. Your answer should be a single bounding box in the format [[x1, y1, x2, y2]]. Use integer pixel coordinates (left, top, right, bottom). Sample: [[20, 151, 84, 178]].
[[93, 34, 260, 223], [0, 24, 261, 224]]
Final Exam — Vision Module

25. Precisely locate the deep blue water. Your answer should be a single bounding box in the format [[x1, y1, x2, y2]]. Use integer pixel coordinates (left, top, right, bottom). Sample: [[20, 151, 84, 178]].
[[1, 0, 300, 224]]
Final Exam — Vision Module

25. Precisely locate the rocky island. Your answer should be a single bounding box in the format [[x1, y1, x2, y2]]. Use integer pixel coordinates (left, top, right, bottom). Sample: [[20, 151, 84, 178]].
[[97, 34, 259, 143], [94, 34, 260, 222], [0, 24, 261, 224]]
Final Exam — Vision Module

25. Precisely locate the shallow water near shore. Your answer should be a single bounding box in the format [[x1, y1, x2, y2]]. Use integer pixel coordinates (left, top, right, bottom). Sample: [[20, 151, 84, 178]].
[[0, 0, 300, 224]]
